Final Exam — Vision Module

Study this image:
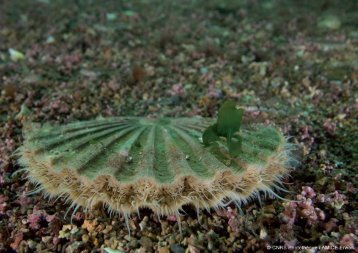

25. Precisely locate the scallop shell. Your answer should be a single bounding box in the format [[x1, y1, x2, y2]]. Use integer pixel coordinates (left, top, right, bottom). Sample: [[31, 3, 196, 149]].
[[19, 116, 290, 216]]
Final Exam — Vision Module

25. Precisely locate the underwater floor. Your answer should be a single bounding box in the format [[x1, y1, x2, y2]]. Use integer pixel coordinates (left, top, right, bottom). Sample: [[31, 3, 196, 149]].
[[0, 0, 357, 252]]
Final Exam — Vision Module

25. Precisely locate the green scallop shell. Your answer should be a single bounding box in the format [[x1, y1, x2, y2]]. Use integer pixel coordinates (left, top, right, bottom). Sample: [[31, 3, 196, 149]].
[[19, 116, 289, 216]]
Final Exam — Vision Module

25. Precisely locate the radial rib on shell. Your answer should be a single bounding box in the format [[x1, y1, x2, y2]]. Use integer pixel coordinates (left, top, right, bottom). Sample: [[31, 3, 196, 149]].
[[19, 116, 290, 216]]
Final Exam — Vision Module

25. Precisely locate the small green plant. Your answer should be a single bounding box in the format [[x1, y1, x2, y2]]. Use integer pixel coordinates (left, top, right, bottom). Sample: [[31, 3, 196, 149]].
[[203, 100, 244, 157]]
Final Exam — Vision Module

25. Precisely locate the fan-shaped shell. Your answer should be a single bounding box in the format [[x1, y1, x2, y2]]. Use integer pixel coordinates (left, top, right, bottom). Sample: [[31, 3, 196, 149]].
[[19, 116, 289, 216]]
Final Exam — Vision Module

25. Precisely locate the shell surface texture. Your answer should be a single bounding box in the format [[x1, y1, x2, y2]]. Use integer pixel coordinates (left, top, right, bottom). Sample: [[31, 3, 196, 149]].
[[19, 112, 291, 218]]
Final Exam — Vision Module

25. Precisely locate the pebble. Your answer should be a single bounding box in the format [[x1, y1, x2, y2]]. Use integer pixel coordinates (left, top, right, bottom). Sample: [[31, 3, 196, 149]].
[[70, 225, 79, 234], [8, 48, 25, 61], [82, 234, 89, 243], [170, 244, 185, 253], [260, 228, 268, 239], [28, 239, 37, 249], [103, 225, 113, 234], [158, 246, 170, 253], [207, 240, 214, 250], [137, 247, 147, 253], [139, 236, 153, 248], [139, 216, 149, 231], [65, 241, 81, 253], [128, 238, 139, 249], [41, 236, 52, 244]]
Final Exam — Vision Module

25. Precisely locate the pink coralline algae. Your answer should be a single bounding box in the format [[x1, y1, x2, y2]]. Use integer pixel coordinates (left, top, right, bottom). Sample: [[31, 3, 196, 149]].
[[57, 53, 82, 73], [317, 190, 348, 210], [280, 186, 351, 248], [168, 84, 186, 97], [49, 98, 70, 114], [27, 206, 57, 230], [279, 187, 324, 248], [206, 84, 222, 98], [0, 136, 16, 172], [340, 234, 355, 249], [296, 198, 325, 225], [5, 138, 16, 152], [28, 211, 43, 230], [281, 202, 297, 226], [166, 215, 177, 222], [301, 186, 316, 198], [15, 191, 32, 206], [294, 186, 325, 225], [216, 207, 240, 233]]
